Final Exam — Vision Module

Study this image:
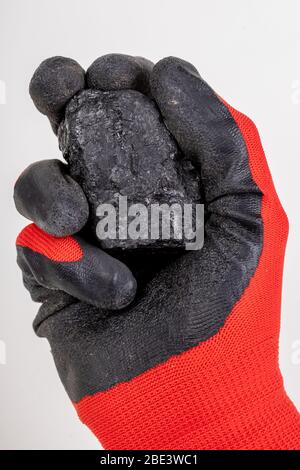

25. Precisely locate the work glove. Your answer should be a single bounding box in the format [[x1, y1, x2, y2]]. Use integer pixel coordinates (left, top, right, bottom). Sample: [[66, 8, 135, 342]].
[[15, 55, 300, 449]]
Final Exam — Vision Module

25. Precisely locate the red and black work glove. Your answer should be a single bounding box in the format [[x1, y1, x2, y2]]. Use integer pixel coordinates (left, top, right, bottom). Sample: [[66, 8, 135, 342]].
[[15, 56, 300, 449]]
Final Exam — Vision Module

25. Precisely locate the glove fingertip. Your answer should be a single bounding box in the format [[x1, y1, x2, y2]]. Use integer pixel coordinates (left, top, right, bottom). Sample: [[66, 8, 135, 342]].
[[14, 159, 89, 237]]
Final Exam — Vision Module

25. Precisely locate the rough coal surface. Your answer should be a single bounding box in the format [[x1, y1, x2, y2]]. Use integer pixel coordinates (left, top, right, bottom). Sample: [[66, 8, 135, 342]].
[[58, 89, 201, 251]]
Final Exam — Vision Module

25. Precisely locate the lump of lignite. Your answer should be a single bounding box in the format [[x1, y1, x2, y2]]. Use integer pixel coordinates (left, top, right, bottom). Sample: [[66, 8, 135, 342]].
[[58, 88, 201, 251]]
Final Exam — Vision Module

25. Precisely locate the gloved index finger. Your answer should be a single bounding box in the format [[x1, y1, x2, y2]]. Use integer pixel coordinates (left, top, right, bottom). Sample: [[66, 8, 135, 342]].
[[16, 224, 137, 310]]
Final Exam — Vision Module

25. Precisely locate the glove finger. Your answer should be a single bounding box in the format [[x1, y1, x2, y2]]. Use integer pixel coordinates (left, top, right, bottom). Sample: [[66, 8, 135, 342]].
[[150, 57, 264, 211], [29, 56, 85, 134], [14, 159, 89, 237], [86, 54, 153, 95], [16, 224, 137, 310]]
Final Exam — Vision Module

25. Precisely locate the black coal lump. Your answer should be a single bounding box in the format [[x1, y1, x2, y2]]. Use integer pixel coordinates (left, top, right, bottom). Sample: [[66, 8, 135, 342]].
[[58, 89, 201, 251]]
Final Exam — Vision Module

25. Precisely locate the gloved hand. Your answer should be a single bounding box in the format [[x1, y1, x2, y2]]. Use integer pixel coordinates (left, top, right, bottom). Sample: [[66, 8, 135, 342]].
[[15, 55, 300, 450]]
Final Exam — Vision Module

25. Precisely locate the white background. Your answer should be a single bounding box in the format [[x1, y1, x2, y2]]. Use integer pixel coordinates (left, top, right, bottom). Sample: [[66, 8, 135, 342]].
[[0, 0, 300, 449]]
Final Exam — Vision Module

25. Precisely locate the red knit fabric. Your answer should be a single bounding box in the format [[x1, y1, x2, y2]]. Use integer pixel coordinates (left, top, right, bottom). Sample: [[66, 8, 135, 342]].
[[74, 103, 300, 449], [16, 223, 83, 262]]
